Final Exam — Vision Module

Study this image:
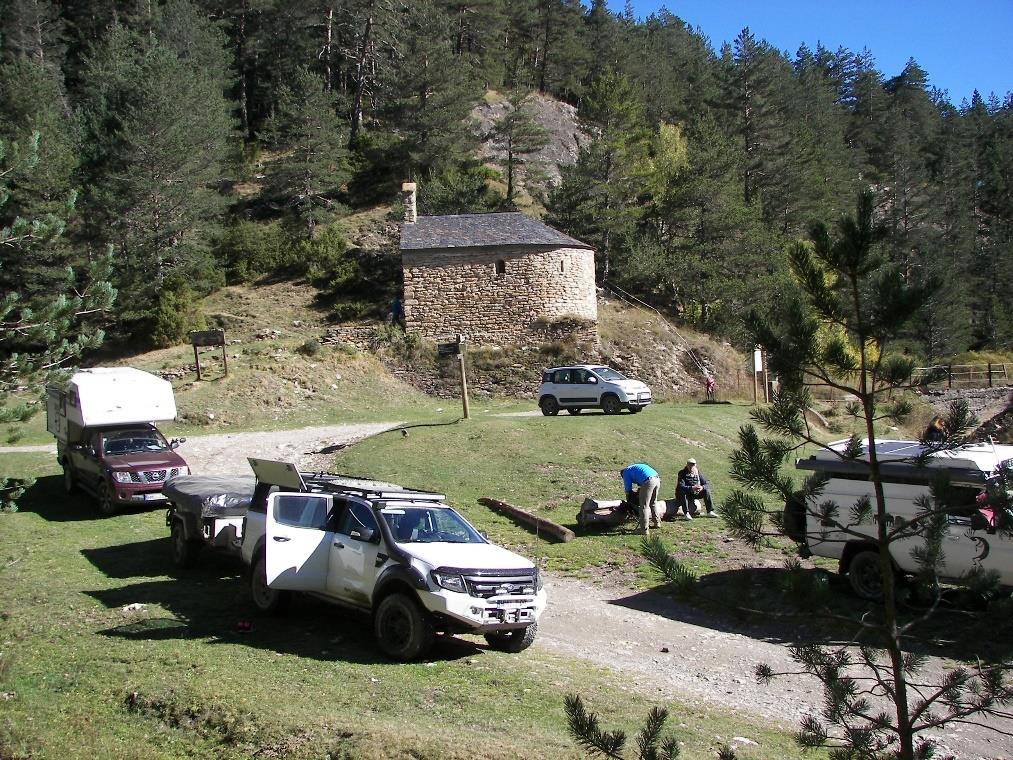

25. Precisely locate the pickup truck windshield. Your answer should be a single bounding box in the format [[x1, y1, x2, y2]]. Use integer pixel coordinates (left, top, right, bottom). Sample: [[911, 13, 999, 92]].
[[382, 506, 484, 544], [102, 430, 170, 455], [592, 367, 626, 381]]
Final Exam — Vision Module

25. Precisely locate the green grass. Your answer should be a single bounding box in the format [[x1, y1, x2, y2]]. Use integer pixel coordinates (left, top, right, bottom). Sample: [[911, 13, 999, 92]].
[[0, 446, 805, 759], [333, 402, 802, 578]]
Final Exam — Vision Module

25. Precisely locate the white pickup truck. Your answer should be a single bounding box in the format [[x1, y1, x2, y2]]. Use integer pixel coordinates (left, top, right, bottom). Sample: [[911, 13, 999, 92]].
[[167, 459, 547, 661]]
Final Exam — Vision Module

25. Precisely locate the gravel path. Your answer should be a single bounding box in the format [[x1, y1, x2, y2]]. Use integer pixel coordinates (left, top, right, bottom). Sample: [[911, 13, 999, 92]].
[[8, 424, 1008, 758]]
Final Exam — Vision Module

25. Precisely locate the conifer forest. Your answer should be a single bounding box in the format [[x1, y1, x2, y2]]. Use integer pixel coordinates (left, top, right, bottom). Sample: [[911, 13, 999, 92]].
[[1, 0, 1011, 356]]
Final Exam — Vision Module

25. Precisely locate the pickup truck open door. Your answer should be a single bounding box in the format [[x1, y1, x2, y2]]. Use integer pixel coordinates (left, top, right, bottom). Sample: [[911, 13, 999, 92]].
[[265, 492, 333, 590]]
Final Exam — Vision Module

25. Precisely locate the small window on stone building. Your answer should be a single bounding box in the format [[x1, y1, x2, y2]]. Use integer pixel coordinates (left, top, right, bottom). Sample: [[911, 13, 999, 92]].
[[495, 259, 506, 275], [560, 260, 565, 273]]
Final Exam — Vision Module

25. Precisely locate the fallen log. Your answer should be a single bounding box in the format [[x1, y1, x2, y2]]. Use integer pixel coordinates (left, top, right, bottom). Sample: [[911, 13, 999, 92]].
[[478, 497, 575, 543]]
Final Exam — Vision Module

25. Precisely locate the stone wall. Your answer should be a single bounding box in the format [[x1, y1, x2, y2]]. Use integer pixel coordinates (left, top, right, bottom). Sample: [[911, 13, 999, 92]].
[[402, 244, 598, 345]]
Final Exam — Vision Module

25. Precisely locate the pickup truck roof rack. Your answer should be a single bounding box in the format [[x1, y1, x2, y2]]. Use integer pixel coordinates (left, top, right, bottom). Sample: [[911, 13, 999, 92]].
[[301, 473, 447, 503], [247, 458, 447, 502]]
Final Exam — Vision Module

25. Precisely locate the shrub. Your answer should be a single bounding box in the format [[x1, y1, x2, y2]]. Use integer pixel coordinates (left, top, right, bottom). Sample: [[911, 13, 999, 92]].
[[148, 286, 207, 348], [297, 338, 322, 356], [213, 220, 288, 284]]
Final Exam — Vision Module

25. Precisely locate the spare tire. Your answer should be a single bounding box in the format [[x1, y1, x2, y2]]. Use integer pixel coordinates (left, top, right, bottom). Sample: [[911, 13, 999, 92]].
[[783, 490, 807, 544]]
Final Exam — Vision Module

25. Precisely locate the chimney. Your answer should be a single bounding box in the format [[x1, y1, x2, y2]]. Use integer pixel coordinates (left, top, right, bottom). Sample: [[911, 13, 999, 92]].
[[401, 182, 417, 224]]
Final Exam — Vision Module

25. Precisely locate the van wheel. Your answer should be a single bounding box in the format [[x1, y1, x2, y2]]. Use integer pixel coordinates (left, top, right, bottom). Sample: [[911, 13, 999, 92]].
[[566, 408, 582, 415], [849, 550, 887, 600], [170, 521, 200, 569], [485, 622, 537, 653], [96, 481, 117, 516], [540, 397, 560, 416], [374, 593, 434, 661], [63, 464, 76, 494], [601, 395, 621, 415], [250, 554, 290, 614]]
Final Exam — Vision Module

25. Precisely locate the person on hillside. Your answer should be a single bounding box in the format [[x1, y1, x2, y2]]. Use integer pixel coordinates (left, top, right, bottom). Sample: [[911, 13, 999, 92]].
[[704, 374, 716, 402], [676, 458, 716, 519], [620, 463, 662, 535]]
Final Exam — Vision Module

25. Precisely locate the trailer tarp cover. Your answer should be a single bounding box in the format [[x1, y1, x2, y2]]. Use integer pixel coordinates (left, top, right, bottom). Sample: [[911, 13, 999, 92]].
[[164, 475, 255, 518]]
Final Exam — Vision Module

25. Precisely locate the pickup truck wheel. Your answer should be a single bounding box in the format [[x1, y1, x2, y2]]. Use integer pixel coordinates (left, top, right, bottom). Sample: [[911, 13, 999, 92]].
[[96, 481, 117, 516], [601, 395, 621, 415], [848, 550, 887, 601], [250, 555, 290, 614], [540, 397, 560, 416], [170, 521, 200, 569], [629, 405, 643, 414], [374, 593, 434, 662], [485, 621, 537, 653], [62, 464, 76, 494]]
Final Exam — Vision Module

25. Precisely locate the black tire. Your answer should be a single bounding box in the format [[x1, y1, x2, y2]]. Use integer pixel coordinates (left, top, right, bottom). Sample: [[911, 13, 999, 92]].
[[566, 408, 582, 415], [540, 397, 560, 416], [484, 622, 538, 653], [374, 593, 434, 661], [62, 463, 76, 494], [848, 549, 887, 601], [96, 480, 117, 516], [170, 520, 201, 569], [250, 554, 290, 614], [601, 395, 622, 415], [629, 405, 643, 414]]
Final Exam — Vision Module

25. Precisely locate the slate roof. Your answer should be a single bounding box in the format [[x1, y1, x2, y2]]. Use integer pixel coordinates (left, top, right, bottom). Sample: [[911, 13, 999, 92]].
[[400, 212, 592, 251]]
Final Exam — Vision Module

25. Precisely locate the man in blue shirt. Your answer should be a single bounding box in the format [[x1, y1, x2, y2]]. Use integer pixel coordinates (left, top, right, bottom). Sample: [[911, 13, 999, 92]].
[[620, 463, 662, 535]]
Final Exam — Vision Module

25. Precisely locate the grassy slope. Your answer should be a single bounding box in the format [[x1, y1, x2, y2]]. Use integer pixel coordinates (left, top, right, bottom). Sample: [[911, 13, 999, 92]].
[[1, 436, 805, 759]]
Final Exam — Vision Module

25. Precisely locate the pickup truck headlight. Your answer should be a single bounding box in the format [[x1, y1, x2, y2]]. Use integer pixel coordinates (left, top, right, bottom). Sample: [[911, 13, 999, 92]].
[[112, 471, 132, 483], [432, 571, 467, 593]]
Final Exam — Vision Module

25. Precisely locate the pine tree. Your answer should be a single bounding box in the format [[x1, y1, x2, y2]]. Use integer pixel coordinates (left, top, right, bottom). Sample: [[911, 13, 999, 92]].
[[78, 21, 233, 337], [0, 131, 115, 484], [487, 91, 549, 206], [711, 192, 1012, 759], [546, 69, 650, 282], [261, 67, 350, 235]]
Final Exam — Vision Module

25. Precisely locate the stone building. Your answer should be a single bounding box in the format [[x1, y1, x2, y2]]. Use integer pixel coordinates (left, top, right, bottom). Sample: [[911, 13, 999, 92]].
[[399, 183, 598, 346]]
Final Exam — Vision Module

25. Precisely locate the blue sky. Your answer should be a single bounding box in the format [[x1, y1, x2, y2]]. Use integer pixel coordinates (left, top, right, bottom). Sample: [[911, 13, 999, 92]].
[[607, 1, 1012, 105]]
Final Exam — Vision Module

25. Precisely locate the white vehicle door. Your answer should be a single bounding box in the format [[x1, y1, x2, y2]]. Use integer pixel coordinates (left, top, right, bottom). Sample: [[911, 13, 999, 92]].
[[265, 492, 333, 590], [327, 499, 382, 606]]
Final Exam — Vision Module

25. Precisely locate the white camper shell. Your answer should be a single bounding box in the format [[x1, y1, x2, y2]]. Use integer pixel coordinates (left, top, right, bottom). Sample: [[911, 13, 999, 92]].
[[47, 368, 177, 446], [789, 439, 1013, 599]]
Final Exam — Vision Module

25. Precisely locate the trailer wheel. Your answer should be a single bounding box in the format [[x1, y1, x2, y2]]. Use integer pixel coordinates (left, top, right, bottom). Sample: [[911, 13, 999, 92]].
[[374, 593, 434, 661], [170, 520, 200, 569], [848, 550, 888, 601], [96, 481, 117, 516], [485, 622, 537, 653], [250, 554, 290, 614], [62, 464, 76, 494]]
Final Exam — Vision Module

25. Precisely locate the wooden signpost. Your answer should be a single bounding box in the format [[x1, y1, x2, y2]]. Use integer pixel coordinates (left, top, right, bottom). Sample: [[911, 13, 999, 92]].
[[439, 334, 470, 419], [189, 328, 227, 380]]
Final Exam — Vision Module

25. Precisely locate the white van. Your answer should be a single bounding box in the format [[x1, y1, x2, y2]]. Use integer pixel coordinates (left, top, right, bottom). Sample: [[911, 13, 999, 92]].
[[784, 439, 1013, 599]]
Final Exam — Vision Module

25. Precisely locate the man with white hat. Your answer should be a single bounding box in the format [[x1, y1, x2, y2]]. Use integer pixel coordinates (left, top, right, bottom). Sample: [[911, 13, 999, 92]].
[[675, 458, 716, 519]]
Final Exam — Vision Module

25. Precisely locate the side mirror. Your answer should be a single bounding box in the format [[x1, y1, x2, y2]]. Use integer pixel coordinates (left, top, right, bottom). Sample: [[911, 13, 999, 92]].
[[351, 527, 377, 543], [588, 376, 598, 384], [170, 437, 186, 449]]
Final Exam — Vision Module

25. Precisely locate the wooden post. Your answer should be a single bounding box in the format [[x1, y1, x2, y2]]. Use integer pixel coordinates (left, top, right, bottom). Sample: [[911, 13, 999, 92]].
[[988, 362, 992, 388], [947, 364, 952, 390], [193, 344, 202, 381], [762, 349, 770, 403], [457, 334, 470, 420], [221, 343, 228, 376]]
